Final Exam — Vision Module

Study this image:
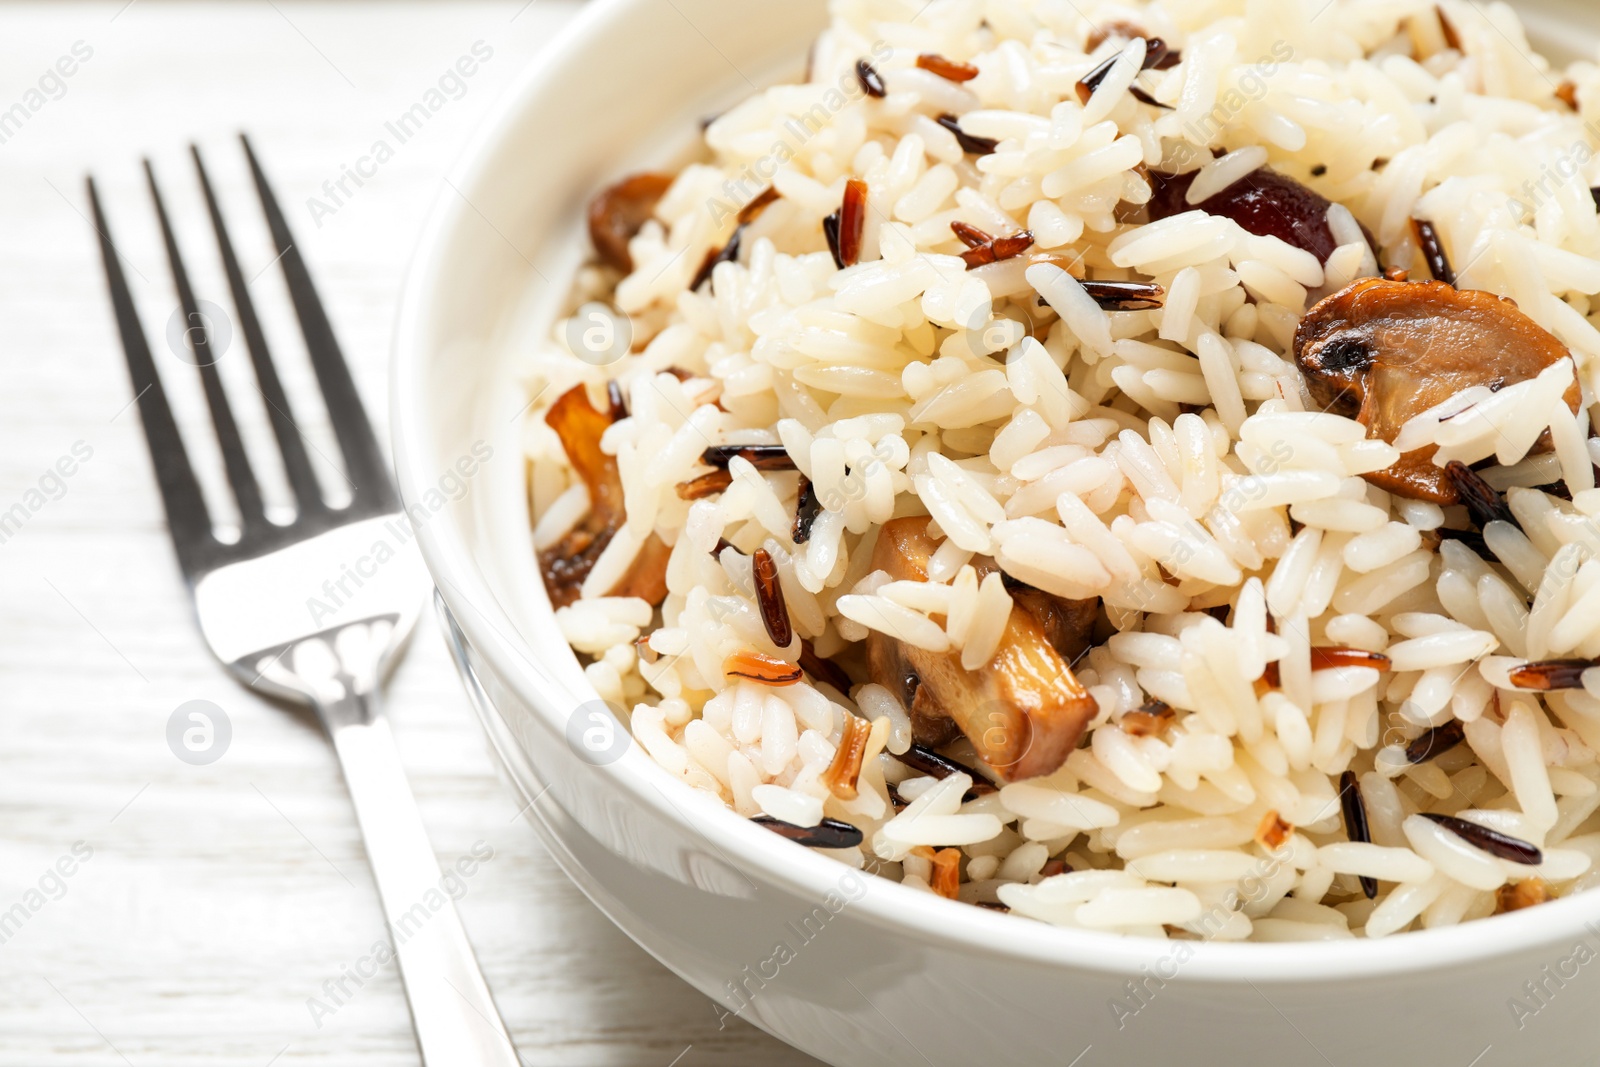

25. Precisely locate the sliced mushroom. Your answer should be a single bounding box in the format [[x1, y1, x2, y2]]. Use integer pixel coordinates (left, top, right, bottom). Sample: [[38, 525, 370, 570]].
[[1294, 278, 1580, 502], [611, 536, 670, 605], [864, 518, 1098, 782], [539, 385, 669, 609], [588, 172, 674, 274], [987, 567, 1097, 666], [1149, 166, 1372, 264]]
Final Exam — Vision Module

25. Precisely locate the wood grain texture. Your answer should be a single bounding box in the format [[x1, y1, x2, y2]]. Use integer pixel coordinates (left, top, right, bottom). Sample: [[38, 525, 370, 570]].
[[0, 3, 818, 1063]]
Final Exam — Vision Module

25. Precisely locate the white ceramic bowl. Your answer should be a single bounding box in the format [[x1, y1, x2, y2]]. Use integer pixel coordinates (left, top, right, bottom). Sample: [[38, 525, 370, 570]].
[[393, 2, 1600, 1063]]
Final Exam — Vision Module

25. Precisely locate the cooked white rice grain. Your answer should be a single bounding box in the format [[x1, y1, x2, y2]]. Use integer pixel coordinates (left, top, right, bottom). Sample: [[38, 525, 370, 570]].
[[1316, 843, 1435, 884], [1077, 887, 1204, 929], [1125, 849, 1261, 883]]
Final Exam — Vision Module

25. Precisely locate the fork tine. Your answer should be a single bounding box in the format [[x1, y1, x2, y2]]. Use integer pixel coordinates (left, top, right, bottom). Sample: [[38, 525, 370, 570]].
[[144, 158, 268, 532], [240, 134, 396, 510], [190, 144, 327, 519], [88, 176, 216, 567]]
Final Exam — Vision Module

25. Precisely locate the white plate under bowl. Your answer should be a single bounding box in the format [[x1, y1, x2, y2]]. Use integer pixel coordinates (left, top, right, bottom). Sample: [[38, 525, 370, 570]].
[[393, 3, 1600, 1064]]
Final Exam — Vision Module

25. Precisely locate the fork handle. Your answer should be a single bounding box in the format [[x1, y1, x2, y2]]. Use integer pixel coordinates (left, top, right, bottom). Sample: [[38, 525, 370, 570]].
[[320, 691, 522, 1066]]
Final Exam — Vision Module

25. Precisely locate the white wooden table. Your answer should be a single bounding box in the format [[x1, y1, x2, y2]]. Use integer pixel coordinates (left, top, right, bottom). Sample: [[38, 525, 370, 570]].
[[0, 3, 817, 1063]]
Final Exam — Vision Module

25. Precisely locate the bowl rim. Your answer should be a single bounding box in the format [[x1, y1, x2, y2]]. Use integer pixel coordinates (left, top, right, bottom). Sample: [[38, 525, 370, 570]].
[[392, 0, 1600, 984]]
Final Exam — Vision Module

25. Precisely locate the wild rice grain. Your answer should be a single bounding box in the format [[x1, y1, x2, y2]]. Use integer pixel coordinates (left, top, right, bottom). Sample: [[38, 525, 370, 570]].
[[822, 211, 844, 269], [898, 744, 999, 796], [736, 186, 780, 225], [951, 220, 992, 248], [677, 470, 733, 500], [1411, 218, 1456, 286], [1128, 85, 1170, 109], [1509, 658, 1596, 690], [1418, 813, 1544, 865], [1404, 720, 1466, 763], [1339, 770, 1379, 899], [792, 476, 821, 544], [855, 58, 887, 98], [1081, 280, 1166, 310], [985, 231, 1036, 265], [839, 178, 868, 267], [701, 444, 797, 471], [799, 640, 851, 694], [1075, 37, 1167, 105], [1311, 647, 1393, 672], [1075, 53, 1120, 105], [1445, 461, 1514, 528], [752, 548, 794, 649], [690, 225, 743, 293], [936, 114, 998, 156], [960, 230, 1034, 270], [724, 651, 803, 686], [753, 815, 865, 849], [1122, 700, 1174, 737], [916, 53, 980, 82], [823, 714, 871, 800]]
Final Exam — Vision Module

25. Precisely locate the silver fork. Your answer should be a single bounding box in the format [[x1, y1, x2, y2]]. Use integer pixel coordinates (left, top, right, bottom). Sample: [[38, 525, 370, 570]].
[[89, 136, 522, 1067]]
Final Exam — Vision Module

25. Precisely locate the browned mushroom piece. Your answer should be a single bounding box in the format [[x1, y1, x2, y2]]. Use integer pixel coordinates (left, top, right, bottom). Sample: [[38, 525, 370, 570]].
[[988, 569, 1097, 666], [539, 385, 670, 609], [611, 536, 671, 605], [588, 172, 674, 274], [864, 518, 1099, 782], [1294, 278, 1580, 503]]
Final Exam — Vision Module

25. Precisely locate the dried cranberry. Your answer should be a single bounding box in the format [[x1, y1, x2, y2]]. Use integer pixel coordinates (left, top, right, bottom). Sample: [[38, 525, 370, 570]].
[[1148, 167, 1372, 264]]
